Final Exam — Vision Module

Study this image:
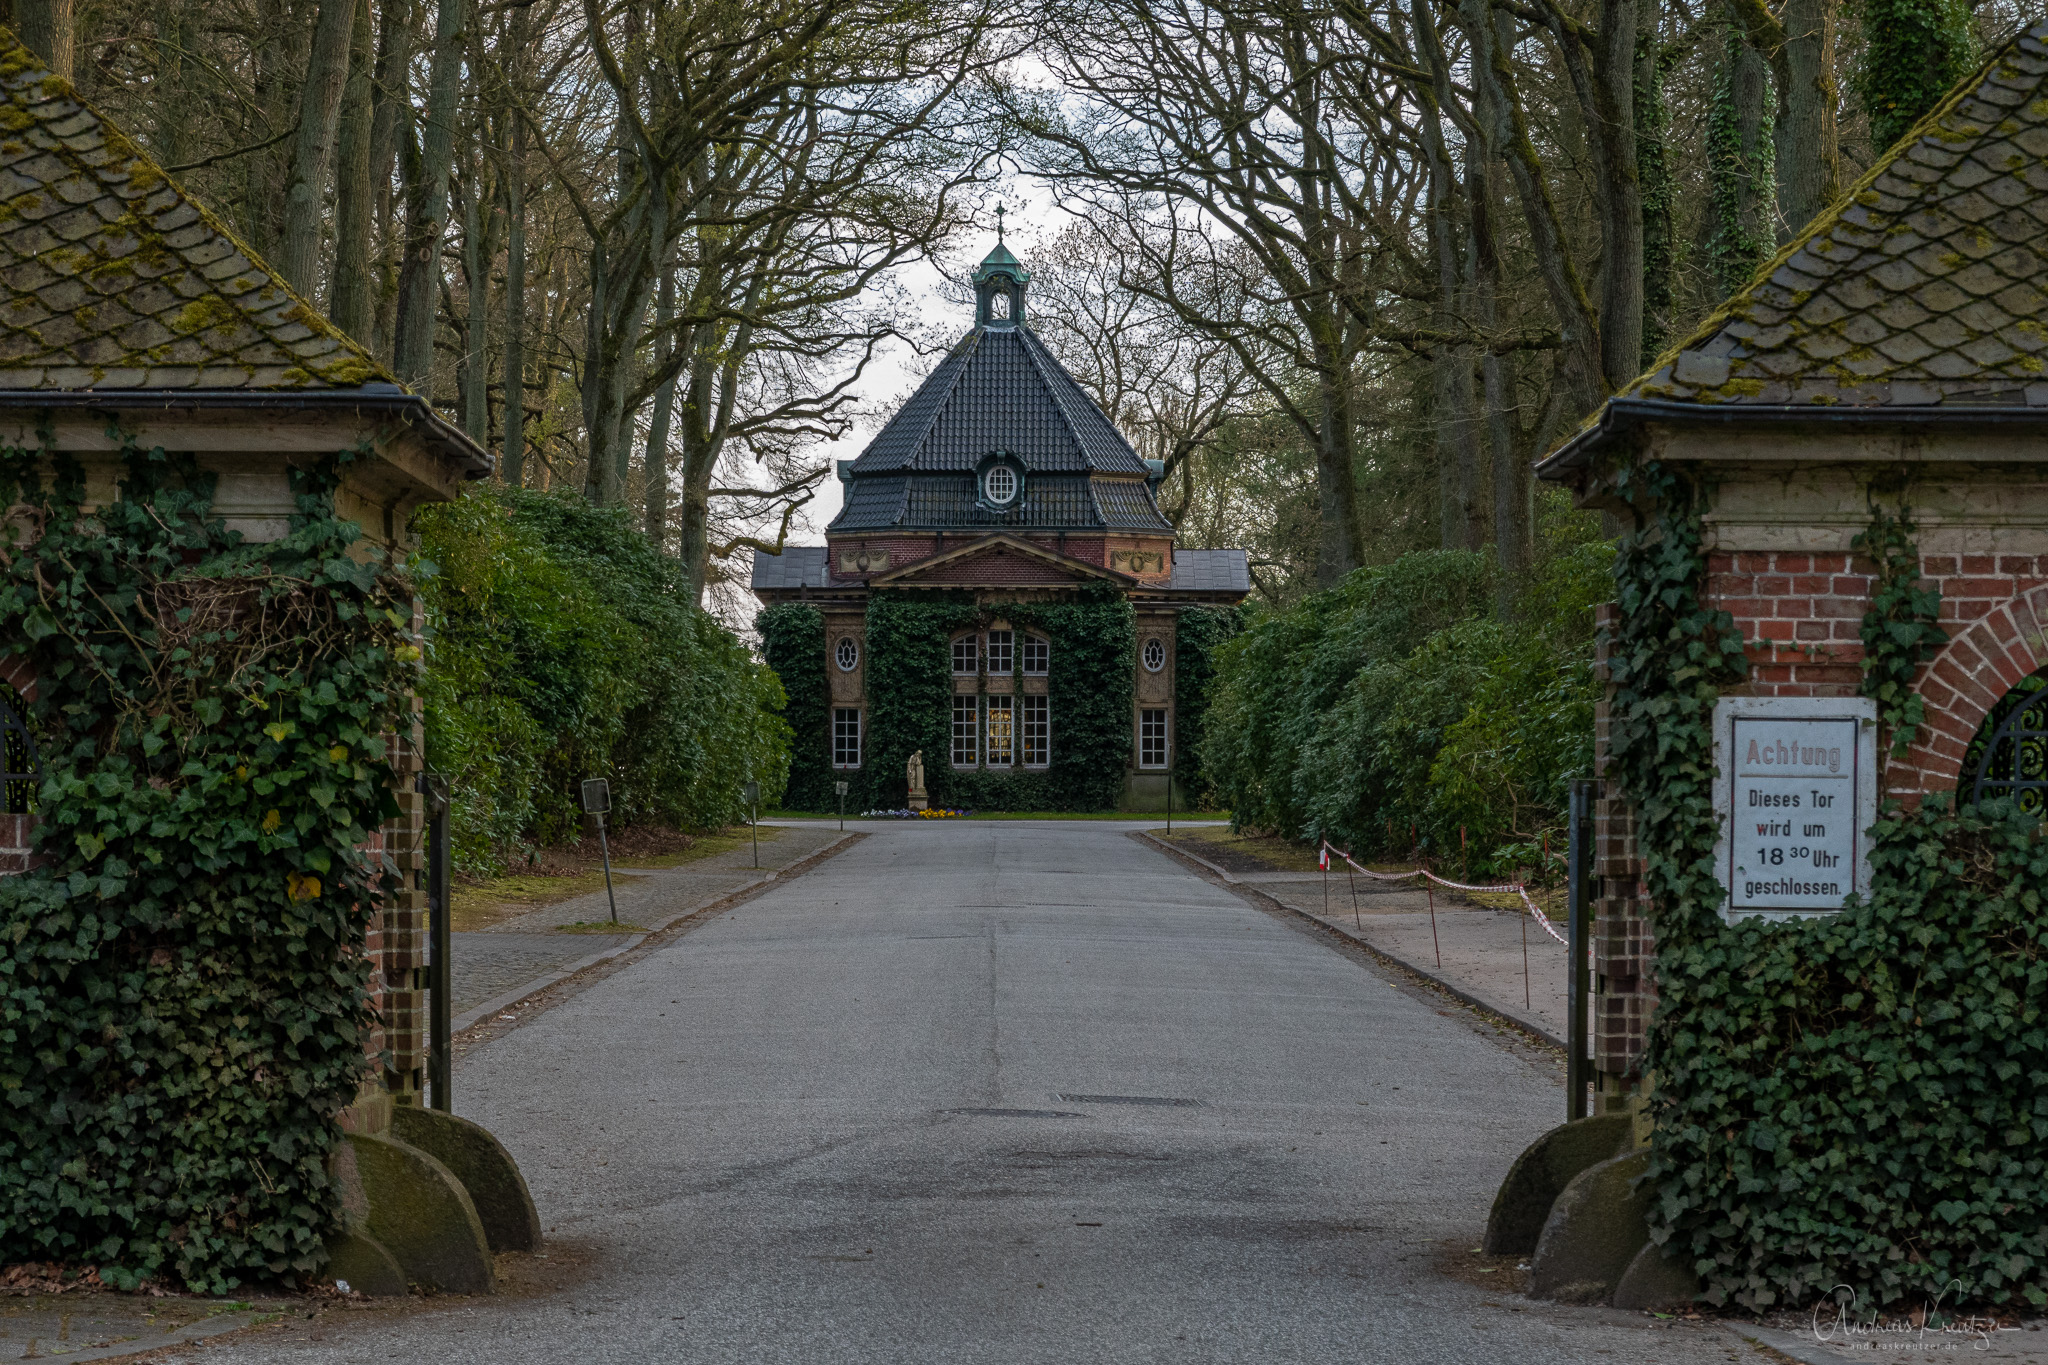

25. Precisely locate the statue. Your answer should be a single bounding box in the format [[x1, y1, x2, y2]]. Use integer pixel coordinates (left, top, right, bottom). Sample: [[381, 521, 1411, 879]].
[[906, 750, 928, 811]]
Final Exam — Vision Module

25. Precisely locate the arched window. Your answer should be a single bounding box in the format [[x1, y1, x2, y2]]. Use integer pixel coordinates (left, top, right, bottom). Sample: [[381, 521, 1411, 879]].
[[1961, 665, 2046, 815], [0, 681, 38, 814]]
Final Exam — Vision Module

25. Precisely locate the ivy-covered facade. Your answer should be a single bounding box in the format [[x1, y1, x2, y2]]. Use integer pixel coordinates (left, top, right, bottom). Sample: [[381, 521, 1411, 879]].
[[0, 37, 521, 1294], [1534, 21, 2048, 1313], [753, 245, 1248, 811]]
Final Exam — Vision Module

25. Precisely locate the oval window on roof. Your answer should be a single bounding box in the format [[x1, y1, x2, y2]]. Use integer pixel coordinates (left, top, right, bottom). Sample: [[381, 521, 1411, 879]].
[[984, 466, 1017, 505]]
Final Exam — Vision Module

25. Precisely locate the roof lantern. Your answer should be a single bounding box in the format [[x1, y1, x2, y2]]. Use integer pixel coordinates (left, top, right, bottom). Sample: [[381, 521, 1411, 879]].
[[973, 208, 1029, 327]]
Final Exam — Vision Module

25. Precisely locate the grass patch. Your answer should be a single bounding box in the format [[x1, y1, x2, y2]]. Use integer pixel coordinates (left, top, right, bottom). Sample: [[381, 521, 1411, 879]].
[[1157, 826, 1324, 874], [451, 823, 783, 930], [620, 824, 784, 867], [451, 870, 649, 931]]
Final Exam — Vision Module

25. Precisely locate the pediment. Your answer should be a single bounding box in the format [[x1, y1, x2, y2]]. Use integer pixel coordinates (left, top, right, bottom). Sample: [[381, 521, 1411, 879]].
[[868, 533, 1133, 589]]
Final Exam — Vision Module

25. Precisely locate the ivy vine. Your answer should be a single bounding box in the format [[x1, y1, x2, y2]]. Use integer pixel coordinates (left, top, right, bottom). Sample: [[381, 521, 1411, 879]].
[[0, 430, 413, 1293], [1852, 501, 1947, 759], [1607, 461, 2048, 1313]]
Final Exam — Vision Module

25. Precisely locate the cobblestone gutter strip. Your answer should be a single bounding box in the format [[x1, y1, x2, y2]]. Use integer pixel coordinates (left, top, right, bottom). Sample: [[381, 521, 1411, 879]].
[[1134, 830, 1568, 1053], [451, 832, 867, 1053]]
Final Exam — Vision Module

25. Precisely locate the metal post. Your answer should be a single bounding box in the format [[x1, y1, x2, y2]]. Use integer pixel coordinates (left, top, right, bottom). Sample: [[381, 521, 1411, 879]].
[[1567, 779, 1595, 1121], [836, 779, 848, 832], [1345, 850, 1360, 930], [746, 780, 760, 868], [423, 773, 452, 1113], [1426, 878, 1441, 968], [596, 813, 619, 925]]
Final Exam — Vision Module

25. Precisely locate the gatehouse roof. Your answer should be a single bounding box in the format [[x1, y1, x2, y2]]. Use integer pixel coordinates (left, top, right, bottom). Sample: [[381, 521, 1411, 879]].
[[1541, 18, 2048, 475], [0, 32, 387, 390]]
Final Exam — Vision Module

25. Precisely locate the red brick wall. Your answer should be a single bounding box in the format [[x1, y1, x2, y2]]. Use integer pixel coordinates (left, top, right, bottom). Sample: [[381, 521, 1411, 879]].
[[1585, 551, 2048, 1108], [1706, 550, 2048, 798]]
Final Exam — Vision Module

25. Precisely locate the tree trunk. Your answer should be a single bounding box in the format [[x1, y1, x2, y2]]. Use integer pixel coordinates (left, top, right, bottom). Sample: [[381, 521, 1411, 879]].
[[460, 167, 488, 443], [330, 0, 375, 334], [675, 352, 719, 602], [393, 0, 466, 390], [642, 270, 678, 545], [1592, 0, 1644, 392], [1708, 16, 1777, 295], [151, 5, 194, 169], [367, 0, 415, 362], [1772, 0, 1839, 237], [1636, 0, 1675, 368], [278, 0, 356, 300], [1312, 355, 1364, 587], [17, 0, 73, 79], [1457, 0, 1606, 414], [502, 104, 527, 487]]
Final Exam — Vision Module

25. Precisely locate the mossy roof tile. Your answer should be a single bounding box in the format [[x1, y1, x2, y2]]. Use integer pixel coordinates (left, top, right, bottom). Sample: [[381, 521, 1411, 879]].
[[0, 31, 393, 391], [1612, 20, 2048, 409]]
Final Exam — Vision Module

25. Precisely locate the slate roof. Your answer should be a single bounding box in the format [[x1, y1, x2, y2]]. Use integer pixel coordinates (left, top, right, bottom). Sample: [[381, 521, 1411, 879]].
[[832, 470, 1172, 533], [1166, 549, 1251, 594], [0, 33, 388, 390], [751, 546, 830, 590], [850, 325, 1150, 476], [1617, 19, 2048, 409]]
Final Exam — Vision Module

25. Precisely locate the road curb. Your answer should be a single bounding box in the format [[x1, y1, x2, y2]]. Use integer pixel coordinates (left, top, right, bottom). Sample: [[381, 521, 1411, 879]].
[[1134, 830, 1568, 1053], [452, 832, 866, 1045]]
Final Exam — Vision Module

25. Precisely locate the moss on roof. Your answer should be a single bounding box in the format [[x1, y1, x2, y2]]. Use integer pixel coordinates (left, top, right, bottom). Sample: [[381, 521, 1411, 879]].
[[0, 29, 394, 391], [1614, 18, 2048, 410]]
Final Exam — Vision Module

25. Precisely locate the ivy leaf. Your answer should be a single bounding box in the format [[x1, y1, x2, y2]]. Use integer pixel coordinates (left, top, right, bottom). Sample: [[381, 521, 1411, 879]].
[[22, 605, 60, 641], [1933, 1200, 1970, 1224], [74, 832, 104, 861], [264, 722, 295, 743], [308, 785, 335, 810]]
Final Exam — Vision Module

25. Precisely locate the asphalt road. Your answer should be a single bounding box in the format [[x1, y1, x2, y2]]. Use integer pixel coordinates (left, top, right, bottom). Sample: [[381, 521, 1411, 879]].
[[193, 820, 1766, 1365]]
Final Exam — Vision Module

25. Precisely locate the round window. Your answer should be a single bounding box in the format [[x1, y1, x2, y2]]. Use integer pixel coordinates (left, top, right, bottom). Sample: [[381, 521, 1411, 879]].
[[984, 465, 1017, 505], [835, 638, 859, 672], [1143, 639, 1166, 672]]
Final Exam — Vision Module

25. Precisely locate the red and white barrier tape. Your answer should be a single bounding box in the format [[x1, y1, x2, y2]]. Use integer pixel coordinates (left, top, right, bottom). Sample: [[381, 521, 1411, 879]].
[[1321, 841, 1568, 946]]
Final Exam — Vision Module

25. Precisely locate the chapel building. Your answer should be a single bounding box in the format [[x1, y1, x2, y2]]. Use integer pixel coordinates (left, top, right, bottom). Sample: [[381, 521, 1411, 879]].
[[750, 243, 1250, 810]]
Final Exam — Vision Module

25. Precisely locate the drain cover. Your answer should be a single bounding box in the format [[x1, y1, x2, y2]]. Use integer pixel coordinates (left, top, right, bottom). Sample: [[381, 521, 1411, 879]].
[[945, 1107, 1084, 1118], [1054, 1094, 1201, 1107]]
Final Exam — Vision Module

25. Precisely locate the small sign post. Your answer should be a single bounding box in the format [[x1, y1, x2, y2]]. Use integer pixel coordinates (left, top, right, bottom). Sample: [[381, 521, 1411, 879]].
[[745, 780, 760, 868], [580, 778, 618, 925], [834, 779, 849, 831]]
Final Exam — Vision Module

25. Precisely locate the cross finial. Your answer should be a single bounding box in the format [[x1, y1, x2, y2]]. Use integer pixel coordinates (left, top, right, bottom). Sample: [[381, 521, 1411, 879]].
[[995, 204, 1005, 243]]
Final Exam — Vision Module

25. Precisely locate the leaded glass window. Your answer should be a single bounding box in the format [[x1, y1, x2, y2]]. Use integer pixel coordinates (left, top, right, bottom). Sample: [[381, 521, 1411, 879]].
[[986, 696, 1013, 766], [952, 634, 978, 676], [1139, 708, 1168, 769], [951, 695, 979, 766], [832, 708, 861, 769], [1022, 695, 1049, 767], [986, 630, 1013, 675]]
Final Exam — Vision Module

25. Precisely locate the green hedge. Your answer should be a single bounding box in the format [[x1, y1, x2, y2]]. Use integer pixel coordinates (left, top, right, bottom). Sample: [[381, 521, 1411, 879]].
[[1173, 606, 1241, 806], [416, 489, 789, 871], [0, 436, 408, 1293], [1202, 542, 1607, 873]]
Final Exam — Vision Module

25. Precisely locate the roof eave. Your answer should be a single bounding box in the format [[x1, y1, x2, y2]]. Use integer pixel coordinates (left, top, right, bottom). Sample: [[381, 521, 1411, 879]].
[[1536, 397, 2048, 485], [0, 385, 495, 478]]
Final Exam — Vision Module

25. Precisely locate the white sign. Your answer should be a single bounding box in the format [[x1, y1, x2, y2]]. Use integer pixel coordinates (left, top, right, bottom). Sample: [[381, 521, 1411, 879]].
[[1711, 697, 1878, 921]]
